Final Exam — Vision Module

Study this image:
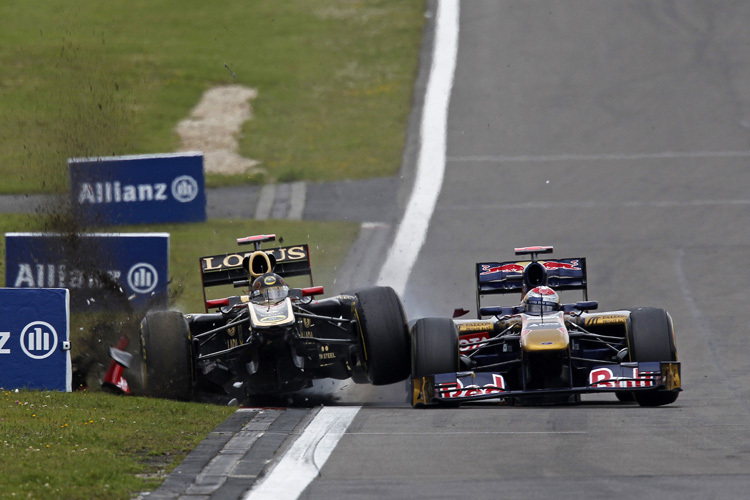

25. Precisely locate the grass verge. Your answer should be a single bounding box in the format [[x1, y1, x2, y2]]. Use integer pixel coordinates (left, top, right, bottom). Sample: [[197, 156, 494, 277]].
[[0, 0, 425, 193], [0, 390, 236, 499]]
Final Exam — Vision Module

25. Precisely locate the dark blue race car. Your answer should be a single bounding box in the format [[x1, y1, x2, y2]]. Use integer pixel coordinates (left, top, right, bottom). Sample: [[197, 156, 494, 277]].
[[410, 246, 681, 408]]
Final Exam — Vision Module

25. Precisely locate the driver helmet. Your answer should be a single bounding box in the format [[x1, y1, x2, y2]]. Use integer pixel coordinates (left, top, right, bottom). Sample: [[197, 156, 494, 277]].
[[523, 286, 560, 315], [251, 273, 289, 305]]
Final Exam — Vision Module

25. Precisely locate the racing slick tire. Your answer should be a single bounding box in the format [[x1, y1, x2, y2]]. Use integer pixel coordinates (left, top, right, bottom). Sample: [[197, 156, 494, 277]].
[[411, 318, 460, 378], [411, 318, 460, 407], [140, 310, 193, 401], [353, 286, 410, 385], [627, 307, 679, 407]]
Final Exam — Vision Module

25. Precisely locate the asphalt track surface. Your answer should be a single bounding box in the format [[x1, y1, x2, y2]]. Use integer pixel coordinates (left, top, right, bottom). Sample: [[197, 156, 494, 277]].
[[278, 2, 750, 499], [7, 1, 750, 499]]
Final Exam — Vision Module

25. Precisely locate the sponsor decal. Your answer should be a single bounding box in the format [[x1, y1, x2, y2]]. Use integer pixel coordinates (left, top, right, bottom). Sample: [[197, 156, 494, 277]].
[[20, 321, 59, 360], [78, 181, 169, 204], [589, 367, 655, 388], [479, 263, 525, 275], [114, 376, 129, 393], [127, 263, 158, 294], [264, 275, 277, 285], [171, 175, 199, 202], [585, 315, 626, 326], [459, 331, 489, 352], [13, 263, 121, 289], [439, 374, 506, 399], [201, 245, 308, 272], [478, 259, 582, 276], [541, 260, 581, 271], [458, 322, 493, 333]]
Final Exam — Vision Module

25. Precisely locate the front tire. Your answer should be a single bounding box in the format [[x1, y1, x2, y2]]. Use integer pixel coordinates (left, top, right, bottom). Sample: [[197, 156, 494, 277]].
[[140, 310, 193, 401], [353, 286, 410, 385], [411, 318, 459, 378], [627, 307, 679, 407], [411, 318, 460, 407]]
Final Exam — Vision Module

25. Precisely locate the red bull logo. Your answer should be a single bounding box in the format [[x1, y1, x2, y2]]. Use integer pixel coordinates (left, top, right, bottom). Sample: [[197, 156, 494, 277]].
[[589, 367, 655, 388], [542, 260, 581, 271], [438, 374, 506, 399], [479, 263, 525, 275]]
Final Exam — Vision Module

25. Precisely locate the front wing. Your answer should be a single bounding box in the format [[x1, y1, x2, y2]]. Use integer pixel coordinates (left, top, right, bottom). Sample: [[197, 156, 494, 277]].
[[411, 361, 681, 406]]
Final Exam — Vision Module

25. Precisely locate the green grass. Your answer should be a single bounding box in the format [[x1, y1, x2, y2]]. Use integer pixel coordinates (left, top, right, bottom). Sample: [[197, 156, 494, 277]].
[[0, 0, 425, 193], [0, 390, 236, 500]]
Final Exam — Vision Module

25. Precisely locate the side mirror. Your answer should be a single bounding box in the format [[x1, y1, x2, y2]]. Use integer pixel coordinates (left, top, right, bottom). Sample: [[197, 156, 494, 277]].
[[479, 305, 522, 317], [562, 301, 598, 312]]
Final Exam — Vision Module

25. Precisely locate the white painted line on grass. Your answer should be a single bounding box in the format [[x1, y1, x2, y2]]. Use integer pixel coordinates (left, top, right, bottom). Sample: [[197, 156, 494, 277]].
[[377, 0, 460, 296], [244, 406, 361, 500]]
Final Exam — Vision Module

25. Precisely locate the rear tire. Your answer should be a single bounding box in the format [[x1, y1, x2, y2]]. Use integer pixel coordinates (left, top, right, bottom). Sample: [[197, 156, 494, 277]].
[[627, 307, 679, 407], [140, 310, 193, 401], [353, 286, 410, 385]]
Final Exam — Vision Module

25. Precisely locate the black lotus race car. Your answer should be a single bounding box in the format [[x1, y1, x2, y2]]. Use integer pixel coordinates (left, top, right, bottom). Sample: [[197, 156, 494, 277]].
[[411, 246, 681, 408], [131, 234, 410, 404]]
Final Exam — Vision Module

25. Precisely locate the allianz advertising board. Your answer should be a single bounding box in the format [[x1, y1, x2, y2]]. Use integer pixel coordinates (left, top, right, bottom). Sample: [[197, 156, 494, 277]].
[[5, 233, 169, 311], [0, 288, 71, 392], [69, 152, 206, 225]]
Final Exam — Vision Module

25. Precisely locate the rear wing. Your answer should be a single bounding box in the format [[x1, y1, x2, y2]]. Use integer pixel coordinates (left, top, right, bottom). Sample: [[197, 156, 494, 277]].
[[475, 251, 587, 317], [199, 235, 313, 310]]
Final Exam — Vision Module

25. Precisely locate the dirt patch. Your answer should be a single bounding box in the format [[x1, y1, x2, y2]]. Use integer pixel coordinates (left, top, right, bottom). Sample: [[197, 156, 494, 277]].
[[176, 85, 264, 176]]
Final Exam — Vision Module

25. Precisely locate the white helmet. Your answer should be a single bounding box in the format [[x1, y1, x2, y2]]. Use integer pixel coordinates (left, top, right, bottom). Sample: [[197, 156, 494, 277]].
[[523, 286, 560, 315]]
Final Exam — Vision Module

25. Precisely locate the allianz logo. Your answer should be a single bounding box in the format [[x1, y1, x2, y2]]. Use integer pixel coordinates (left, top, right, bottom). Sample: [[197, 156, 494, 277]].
[[77, 175, 199, 204], [12, 263, 158, 294], [13, 264, 122, 289]]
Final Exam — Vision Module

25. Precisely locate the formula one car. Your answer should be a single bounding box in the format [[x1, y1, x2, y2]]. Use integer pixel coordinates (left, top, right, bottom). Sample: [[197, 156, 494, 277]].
[[411, 246, 681, 407], [112, 234, 410, 404]]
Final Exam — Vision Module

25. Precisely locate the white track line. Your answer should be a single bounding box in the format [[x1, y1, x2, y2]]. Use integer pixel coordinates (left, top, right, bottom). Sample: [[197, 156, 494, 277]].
[[245, 4, 460, 498], [377, 0, 460, 296], [448, 150, 750, 163], [244, 406, 361, 500], [438, 199, 750, 210]]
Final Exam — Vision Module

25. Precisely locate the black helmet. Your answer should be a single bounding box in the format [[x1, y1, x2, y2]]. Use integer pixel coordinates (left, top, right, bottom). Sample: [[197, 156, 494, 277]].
[[250, 273, 289, 305]]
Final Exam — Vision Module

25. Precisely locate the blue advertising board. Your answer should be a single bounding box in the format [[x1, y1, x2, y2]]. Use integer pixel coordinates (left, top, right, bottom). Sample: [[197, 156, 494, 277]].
[[0, 288, 71, 392], [5, 233, 169, 311], [69, 152, 206, 225]]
